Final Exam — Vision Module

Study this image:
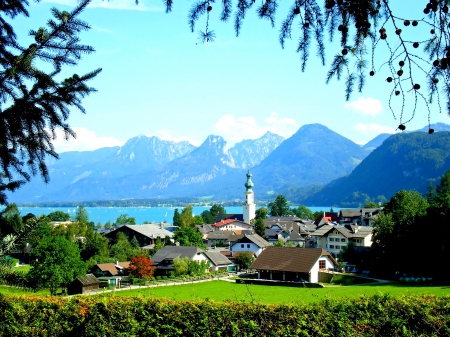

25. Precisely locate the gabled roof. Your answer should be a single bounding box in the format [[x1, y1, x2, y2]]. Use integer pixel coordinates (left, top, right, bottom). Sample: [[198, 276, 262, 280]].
[[96, 262, 130, 276], [196, 224, 214, 234], [313, 212, 339, 225], [266, 216, 302, 222], [204, 251, 233, 266], [312, 224, 373, 239], [250, 247, 336, 273], [215, 214, 244, 222], [105, 224, 174, 239], [229, 233, 271, 248], [212, 219, 251, 227], [151, 246, 205, 264], [206, 231, 235, 240], [75, 274, 100, 286]]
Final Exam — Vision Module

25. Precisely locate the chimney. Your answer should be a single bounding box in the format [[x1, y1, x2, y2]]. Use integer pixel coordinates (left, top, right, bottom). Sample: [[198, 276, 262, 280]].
[[115, 260, 119, 266]]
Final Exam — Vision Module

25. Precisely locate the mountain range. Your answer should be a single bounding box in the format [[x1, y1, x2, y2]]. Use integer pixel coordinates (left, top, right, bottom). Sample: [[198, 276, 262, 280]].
[[7, 123, 450, 206]]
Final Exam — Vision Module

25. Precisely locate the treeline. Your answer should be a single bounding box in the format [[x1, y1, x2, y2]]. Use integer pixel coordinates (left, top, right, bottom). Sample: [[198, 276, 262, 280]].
[[0, 294, 449, 336]]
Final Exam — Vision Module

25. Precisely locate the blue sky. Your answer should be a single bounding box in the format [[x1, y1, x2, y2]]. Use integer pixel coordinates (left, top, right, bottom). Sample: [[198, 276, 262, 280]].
[[14, 0, 450, 152]]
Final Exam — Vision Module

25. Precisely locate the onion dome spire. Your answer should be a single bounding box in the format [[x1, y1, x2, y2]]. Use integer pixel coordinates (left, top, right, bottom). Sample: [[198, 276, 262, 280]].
[[244, 168, 254, 192]]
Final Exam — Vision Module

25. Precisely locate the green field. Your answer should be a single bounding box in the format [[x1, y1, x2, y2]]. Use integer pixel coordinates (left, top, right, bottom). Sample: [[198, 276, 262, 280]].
[[104, 280, 450, 304]]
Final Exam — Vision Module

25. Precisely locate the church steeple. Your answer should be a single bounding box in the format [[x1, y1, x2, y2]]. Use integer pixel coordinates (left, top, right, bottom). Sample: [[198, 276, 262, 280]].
[[243, 168, 256, 224]]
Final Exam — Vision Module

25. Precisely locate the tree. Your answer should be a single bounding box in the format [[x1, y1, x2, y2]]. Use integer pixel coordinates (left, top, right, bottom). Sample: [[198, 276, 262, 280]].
[[200, 210, 214, 224], [180, 205, 194, 227], [114, 214, 136, 226], [268, 195, 292, 217], [0, 203, 23, 237], [175, 1, 449, 130], [291, 205, 314, 219], [233, 251, 254, 271], [47, 211, 70, 222], [364, 201, 379, 208], [27, 236, 87, 295], [173, 226, 206, 249], [127, 256, 155, 279], [154, 236, 164, 251], [173, 257, 189, 276], [371, 190, 428, 276], [209, 204, 226, 218], [193, 215, 204, 225], [110, 232, 133, 262], [255, 207, 269, 220], [252, 218, 266, 238], [173, 208, 182, 227], [274, 240, 285, 247], [0, 0, 101, 204], [130, 235, 140, 249]]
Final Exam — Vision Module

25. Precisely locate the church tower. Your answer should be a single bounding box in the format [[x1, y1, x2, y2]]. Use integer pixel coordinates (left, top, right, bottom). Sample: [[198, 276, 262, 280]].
[[243, 168, 256, 224]]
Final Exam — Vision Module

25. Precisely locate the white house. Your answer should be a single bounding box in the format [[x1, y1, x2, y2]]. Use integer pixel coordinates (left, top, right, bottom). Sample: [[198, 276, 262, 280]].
[[229, 233, 271, 257]]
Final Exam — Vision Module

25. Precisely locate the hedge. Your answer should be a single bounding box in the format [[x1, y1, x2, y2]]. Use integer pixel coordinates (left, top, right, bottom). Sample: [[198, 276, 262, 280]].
[[0, 293, 449, 336]]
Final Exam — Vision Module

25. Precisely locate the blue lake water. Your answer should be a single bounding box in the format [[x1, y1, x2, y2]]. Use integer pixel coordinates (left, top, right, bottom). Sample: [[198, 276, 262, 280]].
[[13, 206, 341, 225]]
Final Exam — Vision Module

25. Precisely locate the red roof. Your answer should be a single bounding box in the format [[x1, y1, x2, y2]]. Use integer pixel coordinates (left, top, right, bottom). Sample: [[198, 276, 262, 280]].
[[212, 219, 246, 227]]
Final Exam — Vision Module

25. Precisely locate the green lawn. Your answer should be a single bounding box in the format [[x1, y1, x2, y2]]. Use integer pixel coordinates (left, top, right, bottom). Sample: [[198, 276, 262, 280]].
[[104, 280, 450, 304]]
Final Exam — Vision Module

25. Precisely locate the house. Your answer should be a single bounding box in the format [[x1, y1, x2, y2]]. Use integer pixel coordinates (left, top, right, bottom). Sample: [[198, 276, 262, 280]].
[[250, 246, 337, 283], [311, 224, 373, 257], [265, 228, 305, 247], [196, 223, 215, 241], [263, 216, 302, 229], [206, 230, 235, 247], [151, 246, 210, 276], [67, 274, 100, 295], [229, 233, 271, 257], [212, 219, 253, 232], [204, 250, 234, 271], [313, 212, 339, 226], [103, 224, 174, 247], [91, 261, 130, 287], [337, 208, 381, 226]]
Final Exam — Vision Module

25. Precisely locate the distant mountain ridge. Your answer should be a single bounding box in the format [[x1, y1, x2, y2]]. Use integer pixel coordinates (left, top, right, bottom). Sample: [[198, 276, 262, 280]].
[[7, 123, 450, 205], [302, 131, 450, 207]]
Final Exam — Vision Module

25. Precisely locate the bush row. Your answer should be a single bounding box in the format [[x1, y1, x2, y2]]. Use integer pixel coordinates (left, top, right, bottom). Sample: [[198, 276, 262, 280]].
[[0, 293, 449, 336]]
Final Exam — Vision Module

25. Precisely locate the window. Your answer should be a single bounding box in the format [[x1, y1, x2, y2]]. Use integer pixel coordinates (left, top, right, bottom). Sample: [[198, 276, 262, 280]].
[[247, 244, 250, 248], [241, 244, 244, 248], [341, 238, 346, 242], [319, 260, 326, 269], [330, 245, 335, 249], [357, 239, 362, 243], [329, 238, 335, 241]]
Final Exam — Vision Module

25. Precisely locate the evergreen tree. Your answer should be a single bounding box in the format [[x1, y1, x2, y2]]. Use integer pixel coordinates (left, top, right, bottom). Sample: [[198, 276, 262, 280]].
[[253, 218, 266, 238], [0, 0, 101, 204], [209, 204, 226, 218], [200, 210, 214, 224], [173, 208, 182, 227], [268, 195, 292, 217], [176, 0, 449, 128], [130, 235, 140, 249]]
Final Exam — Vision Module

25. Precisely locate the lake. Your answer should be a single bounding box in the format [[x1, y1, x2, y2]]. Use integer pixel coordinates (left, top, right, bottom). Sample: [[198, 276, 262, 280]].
[[12, 206, 341, 225]]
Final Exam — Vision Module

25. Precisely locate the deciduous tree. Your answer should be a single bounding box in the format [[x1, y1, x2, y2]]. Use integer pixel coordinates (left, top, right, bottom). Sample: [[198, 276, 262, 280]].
[[173, 226, 205, 249], [27, 236, 87, 295], [127, 255, 155, 279], [233, 251, 254, 271]]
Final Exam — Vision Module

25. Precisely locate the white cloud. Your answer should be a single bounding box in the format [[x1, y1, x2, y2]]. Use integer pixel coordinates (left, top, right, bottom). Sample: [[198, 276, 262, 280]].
[[213, 112, 299, 146], [41, 0, 161, 11], [148, 130, 202, 147], [352, 123, 396, 135], [52, 127, 125, 153], [344, 97, 383, 117]]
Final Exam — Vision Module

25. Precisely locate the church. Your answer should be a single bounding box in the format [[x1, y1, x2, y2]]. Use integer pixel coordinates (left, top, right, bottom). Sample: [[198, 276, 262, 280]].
[[213, 169, 256, 225]]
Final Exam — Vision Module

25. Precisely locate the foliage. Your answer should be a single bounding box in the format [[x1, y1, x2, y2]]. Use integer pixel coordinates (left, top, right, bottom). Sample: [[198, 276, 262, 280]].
[[291, 205, 313, 219], [114, 214, 136, 226], [154, 236, 164, 251], [127, 256, 155, 279], [254, 207, 269, 219], [0, 216, 41, 288], [109, 232, 133, 262], [252, 218, 266, 238], [47, 211, 70, 222], [200, 210, 214, 224], [180, 205, 194, 227], [2, 293, 448, 336], [364, 201, 379, 208], [233, 251, 254, 270], [182, 0, 450, 128], [193, 215, 204, 225], [27, 236, 87, 295], [209, 204, 226, 218], [173, 208, 182, 227], [173, 226, 206, 249], [173, 257, 189, 276], [268, 195, 292, 216], [273, 240, 285, 247], [0, 0, 101, 204]]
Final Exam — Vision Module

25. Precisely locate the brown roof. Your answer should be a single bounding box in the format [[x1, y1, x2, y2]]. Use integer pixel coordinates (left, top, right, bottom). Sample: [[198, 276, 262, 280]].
[[250, 247, 336, 273], [76, 274, 100, 286], [96, 262, 130, 276]]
